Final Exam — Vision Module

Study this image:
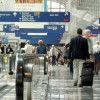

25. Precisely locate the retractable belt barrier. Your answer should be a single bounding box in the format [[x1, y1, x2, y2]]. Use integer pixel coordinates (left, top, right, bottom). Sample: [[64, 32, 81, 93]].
[[16, 54, 48, 100]]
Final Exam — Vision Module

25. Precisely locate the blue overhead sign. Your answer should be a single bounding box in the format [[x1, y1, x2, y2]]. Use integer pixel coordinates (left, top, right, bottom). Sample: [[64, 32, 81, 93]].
[[3, 24, 19, 32], [1, 35, 8, 45], [0, 12, 70, 22], [86, 26, 100, 34], [15, 25, 65, 44]]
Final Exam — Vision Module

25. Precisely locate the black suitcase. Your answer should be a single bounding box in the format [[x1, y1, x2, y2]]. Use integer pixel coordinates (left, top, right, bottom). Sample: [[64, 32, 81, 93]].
[[81, 62, 94, 87]]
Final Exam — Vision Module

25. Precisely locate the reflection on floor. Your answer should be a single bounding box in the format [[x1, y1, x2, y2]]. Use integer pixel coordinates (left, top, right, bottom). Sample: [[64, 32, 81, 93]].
[[0, 85, 15, 100], [48, 64, 100, 100], [0, 64, 100, 100]]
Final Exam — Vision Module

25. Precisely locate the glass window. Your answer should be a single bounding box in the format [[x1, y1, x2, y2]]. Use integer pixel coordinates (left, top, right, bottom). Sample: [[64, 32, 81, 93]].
[[51, 9, 60, 12], [51, 2, 59, 8], [47, 1, 50, 8], [47, 1, 65, 12], [60, 9, 65, 12], [48, 9, 51, 12], [61, 5, 65, 8]]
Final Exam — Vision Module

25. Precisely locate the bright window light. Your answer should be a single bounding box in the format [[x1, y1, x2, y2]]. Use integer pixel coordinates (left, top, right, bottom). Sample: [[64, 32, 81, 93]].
[[51, 9, 60, 12], [47, 1, 65, 12], [60, 9, 65, 12], [51, 2, 59, 8], [61, 5, 65, 8], [47, 1, 50, 8]]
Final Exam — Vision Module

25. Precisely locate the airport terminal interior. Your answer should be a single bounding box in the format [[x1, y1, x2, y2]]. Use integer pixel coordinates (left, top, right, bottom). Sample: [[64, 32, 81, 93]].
[[0, 0, 100, 100]]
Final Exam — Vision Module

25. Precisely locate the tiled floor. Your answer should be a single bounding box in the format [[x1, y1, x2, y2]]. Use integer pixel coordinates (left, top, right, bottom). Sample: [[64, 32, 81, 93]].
[[0, 64, 100, 100], [48, 64, 100, 100]]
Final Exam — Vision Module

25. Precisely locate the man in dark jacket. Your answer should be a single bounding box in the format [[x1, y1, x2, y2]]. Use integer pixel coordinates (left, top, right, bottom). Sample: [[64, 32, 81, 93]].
[[68, 28, 89, 87]]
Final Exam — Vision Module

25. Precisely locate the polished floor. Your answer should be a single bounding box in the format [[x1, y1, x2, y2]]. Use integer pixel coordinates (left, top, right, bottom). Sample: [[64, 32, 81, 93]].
[[0, 64, 100, 100], [48, 64, 100, 100]]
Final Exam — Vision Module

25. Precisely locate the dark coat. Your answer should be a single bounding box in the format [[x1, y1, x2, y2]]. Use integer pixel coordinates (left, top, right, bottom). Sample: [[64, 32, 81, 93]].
[[37, 45, 47, 54], [68, 35, 89, 60], [0, 46, 14, 54]]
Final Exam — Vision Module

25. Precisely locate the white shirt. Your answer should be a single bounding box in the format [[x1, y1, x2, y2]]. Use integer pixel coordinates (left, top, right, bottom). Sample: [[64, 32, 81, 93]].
[[49, 48, 57, 57], [93, 44, 100, 53], [87, 38, 93, 54], [24, 44, 33, 54]]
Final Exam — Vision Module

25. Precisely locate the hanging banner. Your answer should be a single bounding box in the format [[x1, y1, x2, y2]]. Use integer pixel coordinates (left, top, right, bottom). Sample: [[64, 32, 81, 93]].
[[0, 12, 70, 22]]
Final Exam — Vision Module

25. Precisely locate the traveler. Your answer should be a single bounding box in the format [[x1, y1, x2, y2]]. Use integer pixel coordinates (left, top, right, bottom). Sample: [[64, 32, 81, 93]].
[[83, 29, 93, 59], [68, 28, 89, 87], [49, 45, 57, 66], [14, 42, 20, 53], [24, 40, 33, 54], [36, 40, 47, 54], [0, 43, 14, 54], [0, 42, 4, 54], [62, 45, 67, 64], [93, 41, 100, 75], [6, 44, 14, 54], [56, 48, 62, 65]]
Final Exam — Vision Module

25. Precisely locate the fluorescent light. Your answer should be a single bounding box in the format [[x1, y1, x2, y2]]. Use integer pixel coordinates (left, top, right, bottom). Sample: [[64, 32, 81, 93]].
[[27, 33, 47, 36]]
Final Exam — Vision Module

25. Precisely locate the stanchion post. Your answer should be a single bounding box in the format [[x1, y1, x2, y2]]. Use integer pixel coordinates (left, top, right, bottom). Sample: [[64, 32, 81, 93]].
[[26, 82, 32, 100], [44, 55, 47, 75], [9, 54, 13, 75]]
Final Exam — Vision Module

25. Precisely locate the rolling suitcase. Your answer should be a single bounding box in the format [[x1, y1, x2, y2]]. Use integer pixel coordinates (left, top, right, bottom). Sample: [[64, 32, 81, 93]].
[[81, 62, 94, 87]]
